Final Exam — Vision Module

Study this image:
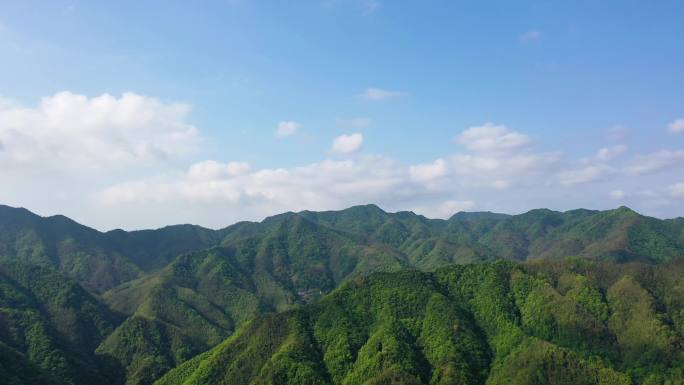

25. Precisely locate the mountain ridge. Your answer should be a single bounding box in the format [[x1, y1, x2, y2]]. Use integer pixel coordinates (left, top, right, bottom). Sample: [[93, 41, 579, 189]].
[[1, 203, 683, 385]]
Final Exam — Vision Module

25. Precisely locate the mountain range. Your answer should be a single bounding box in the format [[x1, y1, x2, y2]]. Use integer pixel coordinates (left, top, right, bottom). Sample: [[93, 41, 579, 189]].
[[0, 203, 682, 385]]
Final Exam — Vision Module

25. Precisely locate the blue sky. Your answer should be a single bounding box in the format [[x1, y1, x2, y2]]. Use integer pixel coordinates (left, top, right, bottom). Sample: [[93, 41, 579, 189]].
[[1, 0, 683, 230]]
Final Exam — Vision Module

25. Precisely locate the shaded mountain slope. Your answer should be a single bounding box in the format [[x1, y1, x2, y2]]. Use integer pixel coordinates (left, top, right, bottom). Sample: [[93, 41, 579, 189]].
[[0, 261, 122, 385], [0, 205, 222, 292]]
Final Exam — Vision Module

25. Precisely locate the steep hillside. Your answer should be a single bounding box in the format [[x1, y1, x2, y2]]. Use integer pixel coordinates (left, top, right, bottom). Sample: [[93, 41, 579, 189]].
[[157, 259, 684, 385], [0, 261, 122, 385], [100, 213, 409, 385]]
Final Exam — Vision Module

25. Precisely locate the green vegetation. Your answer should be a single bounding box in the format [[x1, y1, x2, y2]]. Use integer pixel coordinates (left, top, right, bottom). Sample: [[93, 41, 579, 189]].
[[0, 261, 120, 384], [0, 205, 222, 293], [158, 260, 684, 385], [2, 203, 682, 295], [0, 203, 683, 385]]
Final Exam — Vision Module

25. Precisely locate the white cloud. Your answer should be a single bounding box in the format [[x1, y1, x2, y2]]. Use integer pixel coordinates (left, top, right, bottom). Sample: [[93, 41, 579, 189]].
[[456, 123, 532, 154], [276, 120, 300, 137], [331, 133, 363, 154], [595, 144, 627, 161], [0, 91, 199, 170], [668, 118, 684, 134], [361, 88, 406, 101], [610, 190, 626, 199], [336, 117, 372, 129], [187, 160, 251, 180], [669, 182, 684, 198], [563, 145, 626, 186], [624, 150, 684, 175], [409, 158, 448, 182], [99, 129, 557, 217], [3, 89, 682, 230], [101, 156, 407, 210], [449, 152, 556, 189], [558, 164, 613, 185], [520, 30, 542, 43]]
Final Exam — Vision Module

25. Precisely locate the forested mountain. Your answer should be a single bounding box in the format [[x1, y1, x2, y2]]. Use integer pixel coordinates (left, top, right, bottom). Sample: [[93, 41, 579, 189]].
[[0, 262, 120, 385], [157, 259, 684, 385], [0, 203, 682, 385], [0, 205, 225, 293]]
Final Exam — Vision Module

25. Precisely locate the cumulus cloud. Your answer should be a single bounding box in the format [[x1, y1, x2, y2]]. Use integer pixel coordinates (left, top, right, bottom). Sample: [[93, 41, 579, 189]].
[[0, 91, 199, 170], [100, 155, 483, 225], [668, 118, 684, 134], [86, 119, 684, 228], [624, 150, 684, 175], [520, 30, 542, 43], [99, 121, 561, 226], [4, 89, 682, 229], [331, 133, 363, 154], [361, 88, 406, 101], [275, 120, 300, 137], [456, 123, 532, 154]]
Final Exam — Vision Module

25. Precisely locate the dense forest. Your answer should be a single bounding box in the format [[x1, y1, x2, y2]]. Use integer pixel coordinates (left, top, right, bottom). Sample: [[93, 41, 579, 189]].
[[0, 203, 682, 385]]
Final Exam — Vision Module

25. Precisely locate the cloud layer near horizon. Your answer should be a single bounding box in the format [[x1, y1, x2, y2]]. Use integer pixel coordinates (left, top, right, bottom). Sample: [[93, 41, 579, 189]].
[[1, 91, 683, 230]]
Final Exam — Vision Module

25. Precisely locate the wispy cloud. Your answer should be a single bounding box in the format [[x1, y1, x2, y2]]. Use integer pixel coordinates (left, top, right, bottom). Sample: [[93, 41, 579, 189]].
[[624, 150, 684, 175], [336, 117, 372, 129], [361, 87, 407, 101], [520, 30, 542, 43], [362, 0, 380, 14], [324, 0, 381, 14]]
